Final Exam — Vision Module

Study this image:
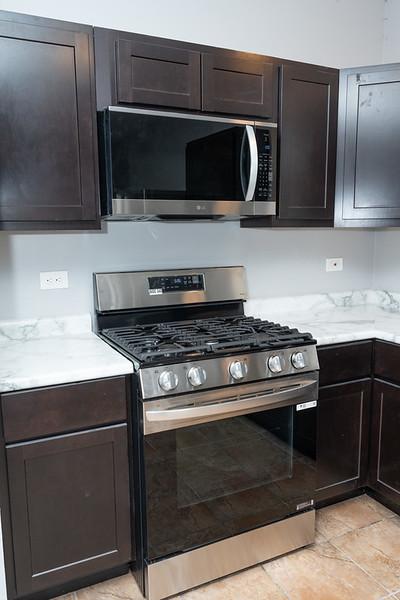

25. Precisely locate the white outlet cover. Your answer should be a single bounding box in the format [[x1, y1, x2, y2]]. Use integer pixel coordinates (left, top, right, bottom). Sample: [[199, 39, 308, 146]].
[[40, 271, 69, 290], [326, 258, 343, 272]]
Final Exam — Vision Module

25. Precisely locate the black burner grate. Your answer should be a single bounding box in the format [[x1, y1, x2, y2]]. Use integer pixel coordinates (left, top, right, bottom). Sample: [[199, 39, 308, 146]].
[[101, 316, 315, 365]]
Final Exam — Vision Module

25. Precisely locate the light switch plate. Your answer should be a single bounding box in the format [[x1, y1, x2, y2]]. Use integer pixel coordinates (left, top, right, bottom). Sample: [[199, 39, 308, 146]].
[[40, 271, 69, 290], [326, 258, 343, 272]]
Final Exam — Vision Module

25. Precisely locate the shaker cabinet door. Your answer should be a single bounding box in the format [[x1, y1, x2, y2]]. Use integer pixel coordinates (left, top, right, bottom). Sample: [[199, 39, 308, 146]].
[[0, 14, 99, 229], [202, 51, 275, 118], [116, 38, 201, 109], [6, 425, 131, 596], [278, 64, 338, 221], [369, 380, 400, 507], [336, 67, 400, 226], [317, 380, 371, 503]]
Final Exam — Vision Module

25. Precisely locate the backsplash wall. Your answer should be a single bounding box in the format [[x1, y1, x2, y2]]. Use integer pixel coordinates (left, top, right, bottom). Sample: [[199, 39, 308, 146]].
[[0, 224, 375, 320], [0, 0, 388, 320]]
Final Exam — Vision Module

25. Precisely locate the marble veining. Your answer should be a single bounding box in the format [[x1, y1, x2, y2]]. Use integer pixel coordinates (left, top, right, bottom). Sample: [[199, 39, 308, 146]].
[[0, 314, 133, 393], [246, 289, 400, 346]]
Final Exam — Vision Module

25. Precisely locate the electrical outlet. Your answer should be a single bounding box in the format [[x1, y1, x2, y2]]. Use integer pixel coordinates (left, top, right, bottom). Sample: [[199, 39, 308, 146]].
[[326, 258, 343, 272], [40, 271, 69, 290]]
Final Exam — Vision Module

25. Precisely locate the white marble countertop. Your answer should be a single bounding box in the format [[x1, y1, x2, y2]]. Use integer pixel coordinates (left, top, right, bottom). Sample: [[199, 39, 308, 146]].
[[246, 289, 400, 346], [0, 315, 133, 393]]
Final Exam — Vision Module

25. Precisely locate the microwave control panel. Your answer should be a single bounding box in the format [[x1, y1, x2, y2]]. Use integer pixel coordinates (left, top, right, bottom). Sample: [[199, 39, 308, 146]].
[[255, 129, 275, 201]]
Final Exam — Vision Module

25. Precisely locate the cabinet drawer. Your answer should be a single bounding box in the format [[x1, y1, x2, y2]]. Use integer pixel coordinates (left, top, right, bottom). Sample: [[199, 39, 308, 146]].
[[318, 341, 373, 386], [2, 377, 127, 443], [374, 340, 400, 384]]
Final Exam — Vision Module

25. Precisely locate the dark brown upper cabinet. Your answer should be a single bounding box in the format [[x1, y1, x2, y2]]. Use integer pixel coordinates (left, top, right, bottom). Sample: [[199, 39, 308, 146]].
[[94, 28, 277, 119], [336, 64, 400, 227], [202, 51, 275, 118], [0, 11, 99, 230], [278, 64, 338, 222], [116, 38, 201, 109]]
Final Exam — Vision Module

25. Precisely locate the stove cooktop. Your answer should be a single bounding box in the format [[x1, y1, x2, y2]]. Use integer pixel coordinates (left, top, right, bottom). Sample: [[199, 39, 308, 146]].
[[101, 316, 315, 366]]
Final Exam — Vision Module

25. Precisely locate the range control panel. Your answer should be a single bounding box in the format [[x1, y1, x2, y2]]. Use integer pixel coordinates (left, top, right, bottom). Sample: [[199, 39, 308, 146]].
[[148, 273, 205, 295], [255, 128, 276, 202]]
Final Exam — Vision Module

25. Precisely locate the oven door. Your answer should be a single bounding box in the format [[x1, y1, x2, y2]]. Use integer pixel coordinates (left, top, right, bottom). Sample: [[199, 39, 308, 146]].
[[140, 373, 317, 563], [99, 107, 276, 220]]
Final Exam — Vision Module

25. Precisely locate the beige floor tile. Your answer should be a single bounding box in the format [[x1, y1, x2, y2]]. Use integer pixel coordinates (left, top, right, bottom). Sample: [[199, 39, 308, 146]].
[[316, 494, 393, 540], [75, 573, 143, 600], [332, 517, 400, 593], [54, 595, 77, 600], [262, 541, 387, 600], [178, 566, 287, 600]]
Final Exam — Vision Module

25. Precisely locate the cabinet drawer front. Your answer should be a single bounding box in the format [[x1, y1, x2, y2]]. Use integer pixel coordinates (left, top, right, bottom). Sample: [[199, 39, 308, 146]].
[[202, 52, 275, 118], [318, 341, 373, 386], [116, 39, 201, 109], [2, 377, 127, 443], [374, 340, 400, 384], [6, 425, 131, 595]]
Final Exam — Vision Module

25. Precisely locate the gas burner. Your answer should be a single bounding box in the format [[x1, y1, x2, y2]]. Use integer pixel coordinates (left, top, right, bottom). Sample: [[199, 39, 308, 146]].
[[101, 316, 315, 366]]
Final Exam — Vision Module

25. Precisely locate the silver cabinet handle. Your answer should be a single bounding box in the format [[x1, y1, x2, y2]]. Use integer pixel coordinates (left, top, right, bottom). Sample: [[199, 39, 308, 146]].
[[145, 380, 317, 428], [244, 125, 258, 201]]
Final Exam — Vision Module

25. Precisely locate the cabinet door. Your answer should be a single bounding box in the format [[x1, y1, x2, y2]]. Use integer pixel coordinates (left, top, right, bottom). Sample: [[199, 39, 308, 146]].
[[369, 380, 400, 506], [336, 67, 400, 226], [317, 380, 370, 503], [7, 425, 131, 596], [0, 14, 99, 229], [116, 38, 201, 109], [202, 51, 275, 117], [278, 64, 338, 221]]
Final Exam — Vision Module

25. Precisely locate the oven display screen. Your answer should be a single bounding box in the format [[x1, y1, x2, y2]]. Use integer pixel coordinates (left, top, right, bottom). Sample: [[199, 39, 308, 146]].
[[148, 274, 204, 294]]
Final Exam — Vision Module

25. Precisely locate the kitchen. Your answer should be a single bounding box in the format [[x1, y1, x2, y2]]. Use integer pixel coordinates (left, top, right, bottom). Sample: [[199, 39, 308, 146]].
[[0, 1, 400, 599]]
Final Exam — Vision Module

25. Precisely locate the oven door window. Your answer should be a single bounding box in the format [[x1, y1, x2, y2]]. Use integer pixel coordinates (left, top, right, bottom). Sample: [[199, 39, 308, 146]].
[[143, 405, 316, 561], [109, 112, 250, 202]]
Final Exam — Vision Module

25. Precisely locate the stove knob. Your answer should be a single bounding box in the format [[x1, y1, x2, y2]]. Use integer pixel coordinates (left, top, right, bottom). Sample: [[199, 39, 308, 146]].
[[187, 366, 207, 387], [268, 355, 283, 374], [158, 370, 179, 392], [292, 351, 306, 370], [229, 360, 248, 380]]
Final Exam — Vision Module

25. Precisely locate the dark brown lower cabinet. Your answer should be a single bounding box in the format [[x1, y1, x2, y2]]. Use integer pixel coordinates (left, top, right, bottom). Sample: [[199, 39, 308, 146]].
[[317, 379, 371, 503], [7, 424, 131, 597], [369, 379, 400, 507]]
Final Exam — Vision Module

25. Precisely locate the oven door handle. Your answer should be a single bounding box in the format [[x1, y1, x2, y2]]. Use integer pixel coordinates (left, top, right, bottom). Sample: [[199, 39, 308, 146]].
[[144, 379, 318, 432]]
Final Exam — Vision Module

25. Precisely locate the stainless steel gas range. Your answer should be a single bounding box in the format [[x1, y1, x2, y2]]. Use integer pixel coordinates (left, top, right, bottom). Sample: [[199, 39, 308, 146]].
[[94, 266, 319, 600]]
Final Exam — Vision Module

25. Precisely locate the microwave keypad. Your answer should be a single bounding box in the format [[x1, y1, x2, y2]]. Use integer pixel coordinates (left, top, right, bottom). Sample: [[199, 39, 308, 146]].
[[256, 131, 274, 201]]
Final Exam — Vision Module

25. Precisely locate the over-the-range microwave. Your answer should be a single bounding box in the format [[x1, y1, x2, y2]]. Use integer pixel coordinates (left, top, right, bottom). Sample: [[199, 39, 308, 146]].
[[98, 107, 277, 221]]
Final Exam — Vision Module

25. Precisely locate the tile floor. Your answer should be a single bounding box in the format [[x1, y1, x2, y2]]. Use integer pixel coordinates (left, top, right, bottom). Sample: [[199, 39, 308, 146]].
[[57, 494, 400, 600]]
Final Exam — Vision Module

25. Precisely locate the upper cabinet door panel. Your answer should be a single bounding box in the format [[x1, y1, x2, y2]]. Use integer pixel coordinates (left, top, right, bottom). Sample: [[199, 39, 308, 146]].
[[202, 51, 275, 118], [0, 18, 98, 225], [116, 39, 201, 109], [337, 67, 400, 223], [278, 65, 338, 221]]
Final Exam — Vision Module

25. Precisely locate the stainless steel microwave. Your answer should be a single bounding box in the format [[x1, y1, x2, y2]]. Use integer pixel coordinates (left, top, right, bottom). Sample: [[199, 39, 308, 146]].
[[98, 107, 277, 221]]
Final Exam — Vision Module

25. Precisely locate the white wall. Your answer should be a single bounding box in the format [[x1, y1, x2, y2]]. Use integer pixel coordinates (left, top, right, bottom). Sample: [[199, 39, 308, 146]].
[[0, 0, 385, 67], [0, 0, 388, 320], [371, 0, 400, 293], [383, 0, 400, 62]]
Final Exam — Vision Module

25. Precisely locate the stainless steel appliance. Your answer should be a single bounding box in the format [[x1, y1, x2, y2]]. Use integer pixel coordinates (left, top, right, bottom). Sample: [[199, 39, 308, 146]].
[[98, 108, 277, 220], [94, 267, 319, 600]]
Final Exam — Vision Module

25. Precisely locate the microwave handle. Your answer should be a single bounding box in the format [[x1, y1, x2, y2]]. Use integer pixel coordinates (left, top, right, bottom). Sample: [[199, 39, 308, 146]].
[[244, 125, 258, 201]]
